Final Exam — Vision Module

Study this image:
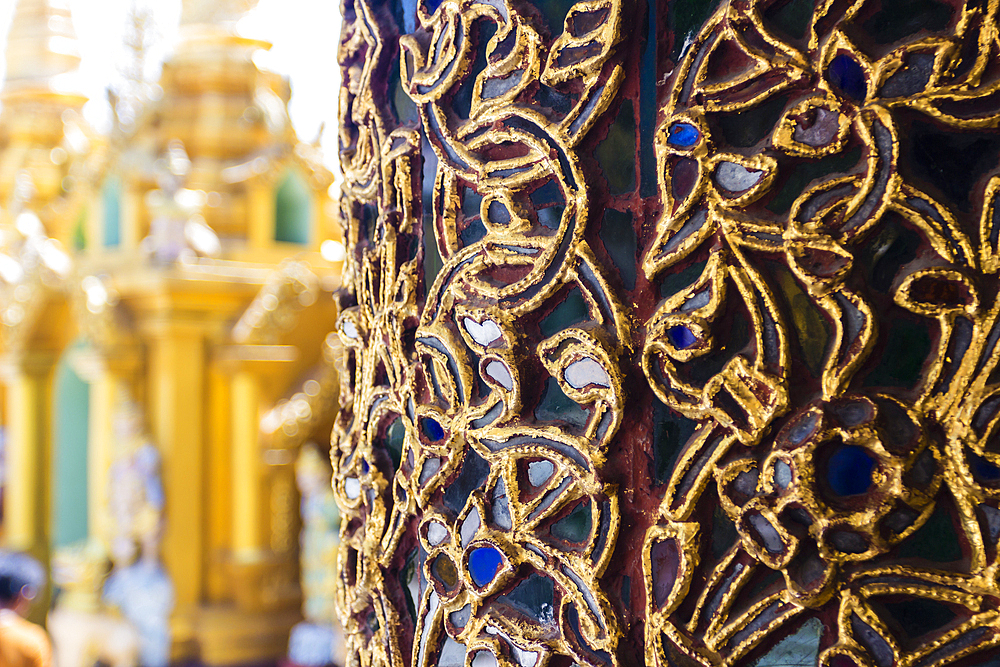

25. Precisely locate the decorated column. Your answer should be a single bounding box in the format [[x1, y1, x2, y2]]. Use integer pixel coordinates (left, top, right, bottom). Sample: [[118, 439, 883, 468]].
[[1, 351, 56, 624], [0, 352, 55, 557], [330, 0, 1000, 666]]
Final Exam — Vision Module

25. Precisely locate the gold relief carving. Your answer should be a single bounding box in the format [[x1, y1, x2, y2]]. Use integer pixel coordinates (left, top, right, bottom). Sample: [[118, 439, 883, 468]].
[[0, 190, 75, 351], [642, 1, 1000, 667], [232, 259, 320, 345], [332, 0, 1000, 665], [72, 275, 142, 360], [261, 354, 340, 449]]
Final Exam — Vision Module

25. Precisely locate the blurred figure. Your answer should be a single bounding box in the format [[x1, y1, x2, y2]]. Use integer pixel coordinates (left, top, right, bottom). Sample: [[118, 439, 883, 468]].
[[47, 542, 139, 667], [0, 550, 51, 667], [295, 444, 339, 627], [102, 400, 173, 667], [286, 444, 343, 667]]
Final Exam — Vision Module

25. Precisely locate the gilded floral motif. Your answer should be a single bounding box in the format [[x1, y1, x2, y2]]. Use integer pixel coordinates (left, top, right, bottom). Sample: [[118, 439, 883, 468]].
[[331, 0, 1000, 665]]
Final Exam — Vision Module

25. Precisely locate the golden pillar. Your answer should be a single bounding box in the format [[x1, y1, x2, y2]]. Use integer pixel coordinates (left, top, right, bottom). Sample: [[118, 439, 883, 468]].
[[221, 347, 295, 611], [120, 184, 143, 251], [231, 367, 262, 557], [1, 352, 56, 623], [204, 362, 232, 603], [247, 177, 276, 251], [127, 285, 277, 662], [86, 374, 116, 548], [146, 323, 206, 612]]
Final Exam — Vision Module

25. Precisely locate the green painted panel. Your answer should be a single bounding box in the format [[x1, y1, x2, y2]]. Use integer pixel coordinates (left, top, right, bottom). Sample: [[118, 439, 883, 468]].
[[73, 207, 88, 251], [274, 171, 312, 245], [103, 178, 121, 248], [52, 344, 89, 547]]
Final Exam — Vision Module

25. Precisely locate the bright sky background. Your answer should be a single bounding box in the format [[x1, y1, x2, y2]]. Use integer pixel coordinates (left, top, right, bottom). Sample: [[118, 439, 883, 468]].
[[0, 0, 343, 169]]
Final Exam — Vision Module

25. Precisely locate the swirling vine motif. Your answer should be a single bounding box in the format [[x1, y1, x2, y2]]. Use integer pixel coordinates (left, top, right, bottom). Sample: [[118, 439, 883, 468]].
[[332, 0, 1000, 665]]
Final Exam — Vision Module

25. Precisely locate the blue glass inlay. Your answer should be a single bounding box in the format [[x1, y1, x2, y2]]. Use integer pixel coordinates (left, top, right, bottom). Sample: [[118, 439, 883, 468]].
[[827, 444, 875, 496], [423, 0, 444, 13], [970, 452, 1000, 482], [667, 122, 701, 148], [468, 546, 503, 587], [362, 460, 370, 474], [667, 325, 698, 349], [828, 54, 867, 102], [422, 417, 445, 441], [401, 0, 416, 32]]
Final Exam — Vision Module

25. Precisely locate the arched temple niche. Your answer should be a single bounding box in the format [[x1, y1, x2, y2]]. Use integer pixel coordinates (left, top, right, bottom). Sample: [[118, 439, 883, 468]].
[[275, 168, 314, 246]]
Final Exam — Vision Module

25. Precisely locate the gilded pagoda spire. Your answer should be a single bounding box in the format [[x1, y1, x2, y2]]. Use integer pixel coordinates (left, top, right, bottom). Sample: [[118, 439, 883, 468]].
[[0, 0, 93, 246], [179, 0, 259, 32], [2, 0, 81, 96]]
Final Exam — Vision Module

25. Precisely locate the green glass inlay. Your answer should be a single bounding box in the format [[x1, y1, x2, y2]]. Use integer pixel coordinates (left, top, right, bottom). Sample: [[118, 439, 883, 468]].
[[896, 504, 962, 562], [551, 502, 592, 543], [540, 289, 590, 338], [864, 318, 932, 389], [767, 148, 863, 215], [535, 376, 588, 428], [764, 0, 814, 40], [386, 417, 406, 471], [597, 100, 636, 195]]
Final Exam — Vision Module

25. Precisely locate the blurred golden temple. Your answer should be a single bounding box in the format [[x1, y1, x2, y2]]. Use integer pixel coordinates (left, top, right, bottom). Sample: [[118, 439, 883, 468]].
[[0, 0, 344, 666]]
